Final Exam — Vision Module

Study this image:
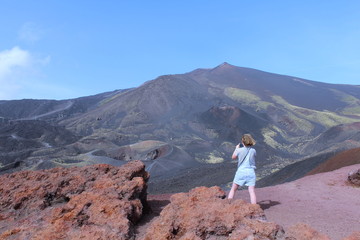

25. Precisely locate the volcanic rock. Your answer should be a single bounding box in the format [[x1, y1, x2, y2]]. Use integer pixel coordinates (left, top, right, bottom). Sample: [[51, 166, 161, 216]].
[[347, 169, 360, 186], [284, 223, 330, 240], [0, 160, 149, 240], [144, 186, 284, 239], [343, 232, 360, 240]]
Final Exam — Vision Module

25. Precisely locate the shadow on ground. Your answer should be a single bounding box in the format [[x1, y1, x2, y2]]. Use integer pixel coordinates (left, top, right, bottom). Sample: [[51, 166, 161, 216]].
[[258, 200, 281, 210]]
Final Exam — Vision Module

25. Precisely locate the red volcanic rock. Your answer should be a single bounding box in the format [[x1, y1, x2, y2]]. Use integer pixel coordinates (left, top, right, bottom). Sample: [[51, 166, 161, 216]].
[[144, 186, 284, 240], [284, 223, 330, 240], [343, 232, 360, 240], [347, 169, 360, 186], [0, 160, 149, 240]]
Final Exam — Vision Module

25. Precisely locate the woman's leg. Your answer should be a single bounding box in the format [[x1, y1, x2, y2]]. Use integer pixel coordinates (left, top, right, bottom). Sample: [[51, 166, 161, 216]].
[[228, 182, 239, 199], [248, 186, 257, 204]]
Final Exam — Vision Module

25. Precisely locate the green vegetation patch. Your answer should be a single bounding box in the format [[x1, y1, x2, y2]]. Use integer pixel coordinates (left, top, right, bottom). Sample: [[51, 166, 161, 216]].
[[261, 127, 283, 149], [53, 158, 83, 164], [330, 88, 359, 103], [225, 87, 261, 103], [220, 141, 236, 153], [342, 106, 360, 116], [272, 95, 358, 128], [204, 128, 219, 139], [224, 87, 273, 111], [261, 125, 300, 153], [195, 151, 224, 164], [51, 157, 87, 167], [129, 140, 169, 153], [99, 91, 128, 106], [329, 89, 360, 116]]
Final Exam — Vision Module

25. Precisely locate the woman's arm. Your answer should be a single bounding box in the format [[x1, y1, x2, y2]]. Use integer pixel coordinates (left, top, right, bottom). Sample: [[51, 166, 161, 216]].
[[232, 144, 240, 159]]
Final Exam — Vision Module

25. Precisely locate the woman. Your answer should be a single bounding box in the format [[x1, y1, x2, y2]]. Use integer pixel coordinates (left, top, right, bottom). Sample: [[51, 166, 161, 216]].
[[228, 134, 257, 204]]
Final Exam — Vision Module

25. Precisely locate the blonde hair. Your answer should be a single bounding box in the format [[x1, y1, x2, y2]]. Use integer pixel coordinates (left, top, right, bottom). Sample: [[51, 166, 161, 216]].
[[242, 134, 256, 146]]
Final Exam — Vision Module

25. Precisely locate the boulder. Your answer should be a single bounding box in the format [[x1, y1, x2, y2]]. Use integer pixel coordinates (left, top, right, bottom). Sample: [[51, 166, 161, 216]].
[[347, 169, 360, 186], [144, 186, 284, 239], [0, 160, 149, 240]]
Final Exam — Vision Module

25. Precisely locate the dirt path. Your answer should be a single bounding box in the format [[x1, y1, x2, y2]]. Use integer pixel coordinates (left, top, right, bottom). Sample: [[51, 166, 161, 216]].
[[236, 164, 360, 240], [17, 100, 73, 120]]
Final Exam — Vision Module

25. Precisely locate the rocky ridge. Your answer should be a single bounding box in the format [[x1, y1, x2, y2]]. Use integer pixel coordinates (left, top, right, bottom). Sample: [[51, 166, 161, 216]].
[[0, 160, 148, 240], [144, 186, 284, 239]]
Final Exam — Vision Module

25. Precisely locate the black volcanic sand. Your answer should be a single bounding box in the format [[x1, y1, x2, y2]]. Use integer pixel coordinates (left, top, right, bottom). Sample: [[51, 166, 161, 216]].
[[147, 161, 237, 194], [255, 151, 339, 188]]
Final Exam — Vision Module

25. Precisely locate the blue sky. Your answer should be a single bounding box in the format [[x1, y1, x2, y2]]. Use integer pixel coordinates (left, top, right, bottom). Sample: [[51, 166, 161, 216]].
[[1, 1, 360, 100]]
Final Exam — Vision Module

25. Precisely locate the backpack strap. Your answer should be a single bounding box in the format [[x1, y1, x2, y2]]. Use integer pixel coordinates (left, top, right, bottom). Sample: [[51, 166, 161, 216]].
[[238, 148, 251, 167]]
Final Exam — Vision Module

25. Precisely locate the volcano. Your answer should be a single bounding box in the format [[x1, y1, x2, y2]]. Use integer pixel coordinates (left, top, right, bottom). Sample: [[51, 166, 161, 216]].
[[1, 63, 360, 193]]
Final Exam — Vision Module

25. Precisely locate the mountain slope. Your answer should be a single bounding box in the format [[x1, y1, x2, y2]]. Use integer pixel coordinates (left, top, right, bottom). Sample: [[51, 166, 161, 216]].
[[0, 90, 123, 121], [0, 63, 360, 191], [307, 147, 360, 175], [256, 122, 360, 188], [189, 62, 360, 112], [0, 120, 79, 173]]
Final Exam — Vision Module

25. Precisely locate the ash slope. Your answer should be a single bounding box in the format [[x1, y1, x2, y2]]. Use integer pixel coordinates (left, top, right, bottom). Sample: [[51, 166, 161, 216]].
[[256, 123, 360, 188]]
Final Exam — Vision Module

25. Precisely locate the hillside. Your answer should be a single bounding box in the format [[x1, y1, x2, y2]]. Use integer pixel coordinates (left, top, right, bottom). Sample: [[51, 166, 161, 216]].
[[0, 63, 360, 192], [257, 127, 360, 187], [308, 147, 360, 175]]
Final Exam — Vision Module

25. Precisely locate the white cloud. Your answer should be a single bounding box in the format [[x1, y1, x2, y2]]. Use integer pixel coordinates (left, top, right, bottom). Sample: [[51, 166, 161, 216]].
[[18, 22, 44, 43], [0, 47, 30, 79], [0, 46, 50, 100]]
